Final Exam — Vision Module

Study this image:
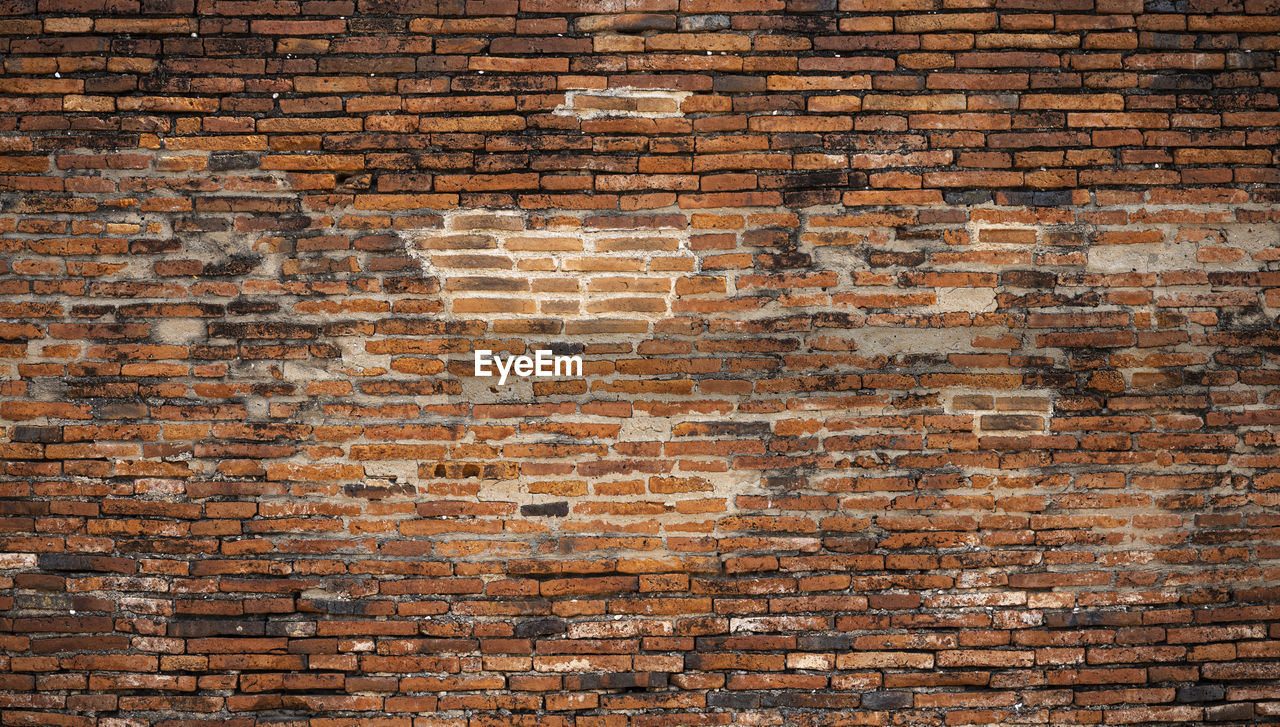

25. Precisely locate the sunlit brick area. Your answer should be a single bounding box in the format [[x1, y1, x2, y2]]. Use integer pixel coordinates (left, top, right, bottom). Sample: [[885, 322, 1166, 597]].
[[1, 0, 1279, 724]]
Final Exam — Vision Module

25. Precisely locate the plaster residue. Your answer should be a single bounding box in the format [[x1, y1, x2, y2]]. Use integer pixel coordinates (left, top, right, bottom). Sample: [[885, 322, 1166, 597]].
[[553, 87, 692, 120]]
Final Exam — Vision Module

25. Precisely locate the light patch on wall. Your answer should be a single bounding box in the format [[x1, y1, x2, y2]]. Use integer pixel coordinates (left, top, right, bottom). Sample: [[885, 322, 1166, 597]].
[[933, 287, 998, 314], [398, 209, 696, 321], [1087, 239, 1194, 273], [553, 87, 691, 120]]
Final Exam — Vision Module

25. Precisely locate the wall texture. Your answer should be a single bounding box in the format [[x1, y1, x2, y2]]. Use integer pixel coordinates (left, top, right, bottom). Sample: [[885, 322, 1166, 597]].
[[2, 0, 1280, 724]]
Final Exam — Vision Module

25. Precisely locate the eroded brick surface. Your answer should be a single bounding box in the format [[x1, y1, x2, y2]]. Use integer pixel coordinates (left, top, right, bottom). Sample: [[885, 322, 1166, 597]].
[[1, 0, 1279, 724]]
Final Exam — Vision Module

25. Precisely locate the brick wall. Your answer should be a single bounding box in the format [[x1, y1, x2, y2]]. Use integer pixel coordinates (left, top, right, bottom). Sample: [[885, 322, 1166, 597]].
[[1, 0, 1280, 724]]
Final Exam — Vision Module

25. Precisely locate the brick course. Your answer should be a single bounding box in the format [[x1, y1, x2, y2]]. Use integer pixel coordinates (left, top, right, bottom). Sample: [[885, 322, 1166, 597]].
[[1, 0, 1280, 724]]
